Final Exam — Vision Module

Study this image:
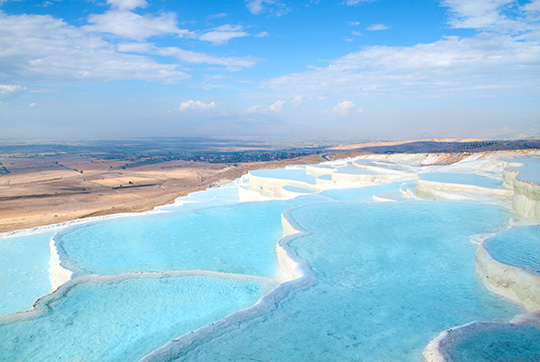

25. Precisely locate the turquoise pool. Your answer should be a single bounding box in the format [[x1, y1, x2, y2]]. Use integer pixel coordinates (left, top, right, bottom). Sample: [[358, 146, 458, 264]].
[[0, 231, 54, 315], [440, 322, 540, 362], [55, 200, 302, 278], [0, 273, 273, 362], [319, 183, 402, 201], [483, 225, 540, 273], [507, 156, 540, 184], [250, 168, 318, 185], [334, 165, 375, 175], [419, 172, 503, 189], [162, 201, 522, 362]]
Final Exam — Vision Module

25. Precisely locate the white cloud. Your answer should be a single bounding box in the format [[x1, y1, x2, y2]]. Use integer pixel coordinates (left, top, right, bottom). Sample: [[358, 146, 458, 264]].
[[0, 84, 24, 95], [207, 12, 228, 19], [441, 0, 528, 32], [107, 0, 147, 11], [199, 24, 249, 45], [246, 0, 264, 14], [343, 0, 372, 5], [246, 0, 289, 16], [178, 100, 216, 111], [367, 24, 390, 31], [524, 0, 540, 12], [292, 95, 303, 106], [29, 102, 37, 107], [117, 42, 257, 68], [332, 100, 357, 116], [84, 10, 192, 41], [0, 13, 188, 83], [268, 99, 285, 112], [0, 84, 26, 101], [255, 31, 270, 37], [245, 100, 285, 113], [263, 31, 540, 99], [245, 104, 265, 113], [0, 10, 258, 85]]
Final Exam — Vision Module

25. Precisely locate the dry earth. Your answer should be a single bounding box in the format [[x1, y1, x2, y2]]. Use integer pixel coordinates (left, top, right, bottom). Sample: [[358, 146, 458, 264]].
[[0, 154, 324, 233]]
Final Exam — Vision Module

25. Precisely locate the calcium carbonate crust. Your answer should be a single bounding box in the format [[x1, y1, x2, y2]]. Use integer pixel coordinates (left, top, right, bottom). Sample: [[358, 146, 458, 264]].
[[476, 243, 540, 312], [502, 160, 540, 217]]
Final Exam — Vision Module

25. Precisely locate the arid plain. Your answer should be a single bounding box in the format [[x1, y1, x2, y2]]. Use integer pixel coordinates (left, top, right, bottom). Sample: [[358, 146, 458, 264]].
[[0, 148, 323, 232]]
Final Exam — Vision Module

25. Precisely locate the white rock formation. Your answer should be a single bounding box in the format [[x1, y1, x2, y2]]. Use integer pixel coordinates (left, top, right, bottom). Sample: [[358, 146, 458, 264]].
[[476, 243, 540, 312]]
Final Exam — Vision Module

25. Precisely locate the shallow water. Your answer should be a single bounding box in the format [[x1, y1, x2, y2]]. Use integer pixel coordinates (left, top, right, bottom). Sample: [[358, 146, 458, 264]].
[[484, 225, 540, 273], [507, 156, 540, 184], [334, 165, 375, 175], [157, 183, 242, 212], [419, 172, 503, 189], [0, 273, 272, 362], [445, 323, 540, 361], [56, 200, 301, 278], [250, 167, 318, 184], [170, 201, 522, 362], [319, 182, 402, 201], [282, 185, 313, 193], [0, 231, 54, 315]]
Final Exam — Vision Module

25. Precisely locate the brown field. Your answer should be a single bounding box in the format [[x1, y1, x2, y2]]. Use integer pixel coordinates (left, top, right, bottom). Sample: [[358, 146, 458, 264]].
[[90, 175, 164, 188], [0, 154, 324, 233]]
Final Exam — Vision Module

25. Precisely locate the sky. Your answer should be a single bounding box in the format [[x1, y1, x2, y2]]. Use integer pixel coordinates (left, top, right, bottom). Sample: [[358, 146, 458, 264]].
[[0, 0, 539, 141]]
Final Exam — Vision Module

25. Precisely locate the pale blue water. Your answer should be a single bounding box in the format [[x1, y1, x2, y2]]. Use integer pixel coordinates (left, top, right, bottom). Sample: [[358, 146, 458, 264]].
[[351, 159, 373, 166], [0, 231, 53, 315], [56, 200, 302, 278], [374, 190, 406, 200], [484, 226, 540, 273], [419, 172, 503, 189], [0, 273, 271, 362], [168, 201, 522, 362], [335, 165, 374, 174], [444, 323, 540, 361], [250, 168, 318, 184], [319, 182, 402, 201], [282, 185, 312, 193], [507, 156, 540, 184], [157, 183, 241, 212], [317, 174, 332, 180]]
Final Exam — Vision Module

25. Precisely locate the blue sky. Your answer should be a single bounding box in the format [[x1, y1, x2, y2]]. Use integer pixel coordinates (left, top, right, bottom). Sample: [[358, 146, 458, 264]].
[[0, 0, 539, 140]]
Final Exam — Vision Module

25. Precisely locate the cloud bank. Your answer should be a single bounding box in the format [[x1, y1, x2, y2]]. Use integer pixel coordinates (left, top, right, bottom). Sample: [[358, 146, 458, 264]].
[[178, 100, 216, 111], [367, 24, 390, 31], [332, 100, 361, 116], [246, 0, 289, 16], [264, 0, 540, 100]]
